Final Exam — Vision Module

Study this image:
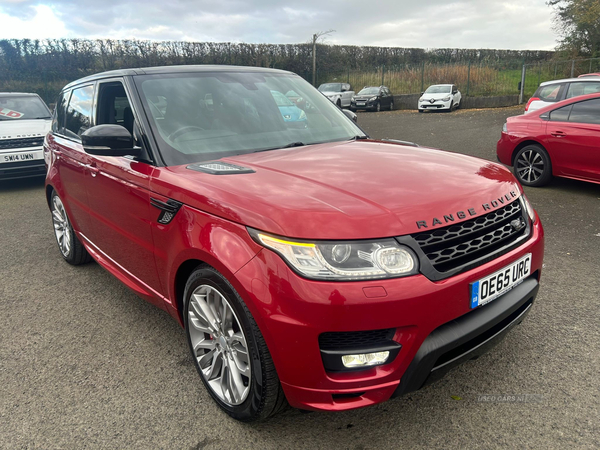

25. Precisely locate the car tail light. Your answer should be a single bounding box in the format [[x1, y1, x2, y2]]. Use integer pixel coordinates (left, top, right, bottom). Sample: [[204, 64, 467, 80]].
[[525, 97, 540, 111]]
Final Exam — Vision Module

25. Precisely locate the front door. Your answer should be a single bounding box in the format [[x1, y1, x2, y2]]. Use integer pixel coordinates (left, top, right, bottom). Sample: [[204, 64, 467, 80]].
[[83, 79, 164, 300]]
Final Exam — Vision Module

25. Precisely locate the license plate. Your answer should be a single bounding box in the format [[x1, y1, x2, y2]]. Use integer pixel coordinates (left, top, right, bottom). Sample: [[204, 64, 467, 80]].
[[470, 254, 531, 309], [356, 102, 365, 106], [1, 150, 43, 163]]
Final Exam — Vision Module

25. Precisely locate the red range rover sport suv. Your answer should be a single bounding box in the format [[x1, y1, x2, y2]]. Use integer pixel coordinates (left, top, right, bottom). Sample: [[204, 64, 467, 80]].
[[45, 66, 544, 421]]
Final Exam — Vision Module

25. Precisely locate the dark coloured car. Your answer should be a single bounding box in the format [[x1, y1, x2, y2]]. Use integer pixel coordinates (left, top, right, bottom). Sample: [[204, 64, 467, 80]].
[[45, 65, 544, 421], [498, 92, 600, 186], [351, 86, 394, 112]]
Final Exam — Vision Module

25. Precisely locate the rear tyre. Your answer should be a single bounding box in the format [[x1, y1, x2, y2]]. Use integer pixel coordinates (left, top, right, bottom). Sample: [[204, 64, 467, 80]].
[[184, 265, 287, 422], [50, 190, 92, 265], [514, 145, 553, 187], [418, 109, 424, 113]]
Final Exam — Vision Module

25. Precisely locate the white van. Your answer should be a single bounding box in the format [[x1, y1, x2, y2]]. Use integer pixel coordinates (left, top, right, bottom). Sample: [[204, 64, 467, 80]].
[[0, 93, 52, 180]]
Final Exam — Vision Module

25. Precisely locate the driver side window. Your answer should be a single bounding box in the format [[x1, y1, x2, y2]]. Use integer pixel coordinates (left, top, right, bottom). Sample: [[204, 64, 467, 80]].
[[96, 81, 135, 136]]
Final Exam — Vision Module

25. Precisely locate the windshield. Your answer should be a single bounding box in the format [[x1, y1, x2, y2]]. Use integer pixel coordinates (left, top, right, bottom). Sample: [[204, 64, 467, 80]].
[[425, 85, 451, 94], [357, 87, 380, 96], [136, 72, 364, 166], [0, 95, 51, 121], [318, 83, 342, 92]]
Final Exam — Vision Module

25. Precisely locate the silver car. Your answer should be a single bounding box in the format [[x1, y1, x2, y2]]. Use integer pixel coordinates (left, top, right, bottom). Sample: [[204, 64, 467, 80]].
[[525, 77, 600, 113]]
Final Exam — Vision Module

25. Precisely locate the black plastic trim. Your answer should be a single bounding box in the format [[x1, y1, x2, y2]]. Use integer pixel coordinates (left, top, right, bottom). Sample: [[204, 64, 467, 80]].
[[392, 275, 538, 398], [321, 342, 402, 372], [150, 198, 183, 224]]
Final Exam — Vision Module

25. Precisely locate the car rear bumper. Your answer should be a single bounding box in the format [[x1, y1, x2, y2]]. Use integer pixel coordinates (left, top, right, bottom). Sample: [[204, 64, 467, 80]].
[[233, 219, 544, 412]]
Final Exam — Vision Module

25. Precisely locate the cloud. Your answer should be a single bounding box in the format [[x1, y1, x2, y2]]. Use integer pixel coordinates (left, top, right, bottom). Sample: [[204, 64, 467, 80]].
[[0, 0, 558, 50], [0, 4, 68, 39]]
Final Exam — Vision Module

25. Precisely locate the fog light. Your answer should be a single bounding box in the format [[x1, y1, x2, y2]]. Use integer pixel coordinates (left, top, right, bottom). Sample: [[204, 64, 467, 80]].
[[341, 351, 390, 368]]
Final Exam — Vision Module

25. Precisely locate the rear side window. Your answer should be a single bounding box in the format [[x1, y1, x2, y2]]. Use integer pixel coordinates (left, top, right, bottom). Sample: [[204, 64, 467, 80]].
[[568, 98, 600, 124], [64, 85, 94, 139], [549, 105, 572, 122], [535, 84, 564, 102], [52, 91, 70, 134], [566, 82, 600, 99]]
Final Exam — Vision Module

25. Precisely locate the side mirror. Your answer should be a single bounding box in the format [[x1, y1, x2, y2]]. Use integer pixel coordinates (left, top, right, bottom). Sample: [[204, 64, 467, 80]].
[[81, 125, 141, 157], [421, 92, 424, 96], [342, 109, 358, 123]]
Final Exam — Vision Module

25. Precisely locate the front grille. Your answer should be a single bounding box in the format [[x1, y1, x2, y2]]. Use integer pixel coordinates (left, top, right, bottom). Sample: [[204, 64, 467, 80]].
[[0, 137, 44, 150], [412, 200, 527, 273], [319, 328, 395, 350]]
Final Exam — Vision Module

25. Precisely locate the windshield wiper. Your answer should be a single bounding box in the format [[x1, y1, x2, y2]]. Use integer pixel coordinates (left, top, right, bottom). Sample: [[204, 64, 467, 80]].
[[252, 142, 306, 154]]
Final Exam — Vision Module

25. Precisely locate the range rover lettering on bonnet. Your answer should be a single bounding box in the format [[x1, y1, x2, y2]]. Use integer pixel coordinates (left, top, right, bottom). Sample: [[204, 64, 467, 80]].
[[416, 191, 518, 229]]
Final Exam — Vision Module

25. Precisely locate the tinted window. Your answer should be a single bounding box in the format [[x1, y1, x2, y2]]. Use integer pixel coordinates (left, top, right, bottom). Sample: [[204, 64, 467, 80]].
[[65, 85, 94, 139], [535, 84, 563, 102], [52, 91, 70, 133], [96, 82, 134, 134], [549, 105, 572, 122], [568, 99, 600, 124], [566, 82, 600, 99]]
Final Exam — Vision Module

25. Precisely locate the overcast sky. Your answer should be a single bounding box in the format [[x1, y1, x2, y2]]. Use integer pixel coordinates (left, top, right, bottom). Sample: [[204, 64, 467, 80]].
[[0, 0, 558, 50]]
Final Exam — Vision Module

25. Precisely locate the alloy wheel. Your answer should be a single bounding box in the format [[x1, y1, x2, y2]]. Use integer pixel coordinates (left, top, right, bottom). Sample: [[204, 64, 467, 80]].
[[187, 284, 251, 406], [516, 149, 545, 184], [52, 195, 71, 257]]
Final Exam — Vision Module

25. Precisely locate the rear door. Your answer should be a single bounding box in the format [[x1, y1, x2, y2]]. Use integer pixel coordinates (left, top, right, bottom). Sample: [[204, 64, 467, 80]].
[[49, 85, 96, 234], [546, 98, 600, 181], [83, 78, 165, 299]]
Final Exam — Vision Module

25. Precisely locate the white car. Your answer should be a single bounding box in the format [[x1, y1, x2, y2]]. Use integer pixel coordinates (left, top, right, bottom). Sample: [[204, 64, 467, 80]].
[[317, 83, 354, 108], [0, 93, 52, 180], [525, 77, 600, 114], [418, 84, 461, 112]]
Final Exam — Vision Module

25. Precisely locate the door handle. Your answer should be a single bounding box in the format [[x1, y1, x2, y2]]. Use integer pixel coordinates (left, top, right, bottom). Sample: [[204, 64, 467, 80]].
[[82, 163, 99, 177], [551, 131, 566, 137]]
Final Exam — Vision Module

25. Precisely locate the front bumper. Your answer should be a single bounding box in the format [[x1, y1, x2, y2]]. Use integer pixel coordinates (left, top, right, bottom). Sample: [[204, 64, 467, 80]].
[[0, 152, 46, 180], [351, 101, 378, 110], [233, 219, 544, 412], [419, 100, 452, 110]]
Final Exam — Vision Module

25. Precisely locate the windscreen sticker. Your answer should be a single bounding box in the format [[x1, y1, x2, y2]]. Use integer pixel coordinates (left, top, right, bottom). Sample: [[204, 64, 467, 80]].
[[0, 108, 24, 119]]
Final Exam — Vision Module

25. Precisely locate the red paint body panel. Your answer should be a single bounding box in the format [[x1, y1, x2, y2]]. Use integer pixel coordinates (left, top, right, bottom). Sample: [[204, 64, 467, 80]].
[[164, 141, 522, 239], [497, 93, 600, 185]]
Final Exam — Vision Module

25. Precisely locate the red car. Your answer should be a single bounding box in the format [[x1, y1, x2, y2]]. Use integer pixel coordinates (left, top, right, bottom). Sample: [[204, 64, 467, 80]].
[[498, 93, 600, 186], [45, 66, 544, 421]]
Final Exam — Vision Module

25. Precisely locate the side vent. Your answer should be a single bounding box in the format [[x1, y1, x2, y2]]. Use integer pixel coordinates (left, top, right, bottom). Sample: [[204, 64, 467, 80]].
[[187, 162, 255, 175], [150, 198, 183, 224]]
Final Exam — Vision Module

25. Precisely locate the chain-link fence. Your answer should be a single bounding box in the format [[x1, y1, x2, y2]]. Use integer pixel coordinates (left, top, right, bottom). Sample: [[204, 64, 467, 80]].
[[311, 58, 600, 103], [522, 57, 600, 98], [310, 61, 525, 98]]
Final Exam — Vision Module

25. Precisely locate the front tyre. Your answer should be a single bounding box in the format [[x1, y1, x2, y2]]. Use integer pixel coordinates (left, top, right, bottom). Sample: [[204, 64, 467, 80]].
[[514, 144, 553, 187], [50, 190, 92, 265], [375, 102, 381, 112], [184, 265, 287, 421]]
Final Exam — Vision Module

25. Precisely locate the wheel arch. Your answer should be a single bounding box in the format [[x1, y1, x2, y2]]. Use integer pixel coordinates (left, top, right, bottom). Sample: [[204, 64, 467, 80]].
[[173, 258, 207, 323], [45, 184, 54, 209], [511, 140, 548, 166]]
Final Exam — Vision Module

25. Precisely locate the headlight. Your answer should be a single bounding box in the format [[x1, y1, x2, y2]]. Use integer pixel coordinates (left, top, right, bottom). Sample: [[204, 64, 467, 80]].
[[419, 97, 424, 102], [369, 97, 378, 102], [249, 229, 419, 280], [520, 195, 536, 223], [442, 96, 451, 101]]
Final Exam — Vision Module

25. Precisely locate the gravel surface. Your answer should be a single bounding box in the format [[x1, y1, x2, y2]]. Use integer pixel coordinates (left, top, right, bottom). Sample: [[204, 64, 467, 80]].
[[1, 106, 598, 449]]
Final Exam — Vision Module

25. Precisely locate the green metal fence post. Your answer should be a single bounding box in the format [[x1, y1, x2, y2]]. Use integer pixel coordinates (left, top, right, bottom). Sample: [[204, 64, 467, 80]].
[[519, 64, 526, 104], [538, 63, 541, 86], [466, 61, 471, 97], [381, 65, 385, 86], [421, 62, 424, 93]]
